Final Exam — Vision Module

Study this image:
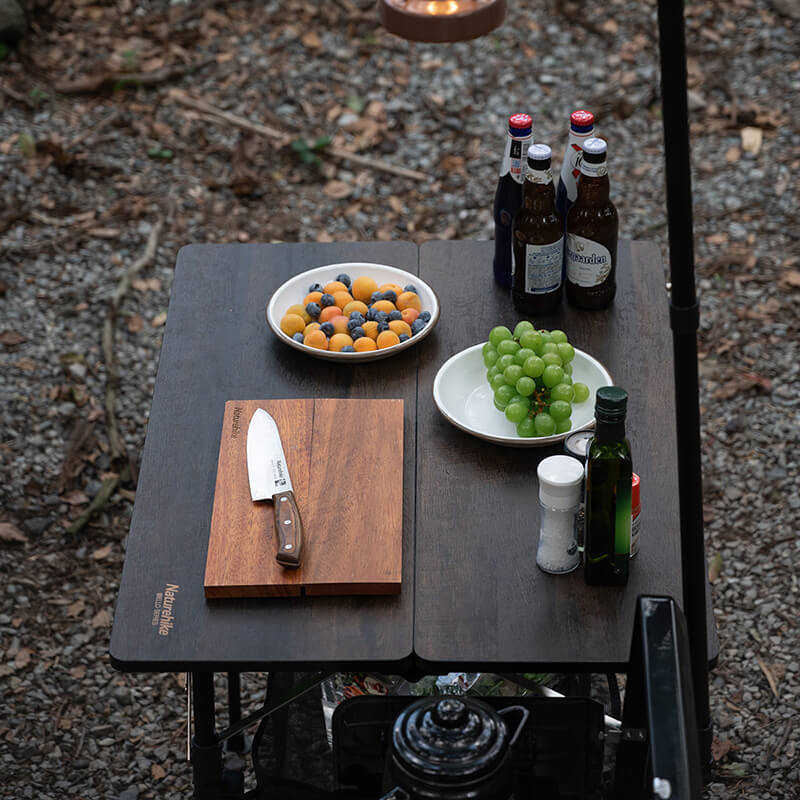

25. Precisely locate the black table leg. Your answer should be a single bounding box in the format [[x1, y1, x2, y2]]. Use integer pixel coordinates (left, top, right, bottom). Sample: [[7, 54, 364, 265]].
[[227, 672, 246, 754], [191, 671, 225, 800]]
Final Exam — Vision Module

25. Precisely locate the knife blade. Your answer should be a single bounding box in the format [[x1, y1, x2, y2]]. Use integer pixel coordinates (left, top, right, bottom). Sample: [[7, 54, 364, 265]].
[[246, 408, 304, 568]]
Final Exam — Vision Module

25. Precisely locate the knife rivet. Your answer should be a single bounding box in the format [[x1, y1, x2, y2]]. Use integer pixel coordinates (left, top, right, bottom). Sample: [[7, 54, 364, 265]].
[[280, 497, 288, 502], [283, 544, 293, 550], [283, 519, 291, 525]]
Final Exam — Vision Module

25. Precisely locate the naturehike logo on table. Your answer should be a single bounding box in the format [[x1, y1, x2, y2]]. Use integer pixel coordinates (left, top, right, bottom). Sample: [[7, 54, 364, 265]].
[[151, 583, 180, 636], [231, 406, 243, 439]]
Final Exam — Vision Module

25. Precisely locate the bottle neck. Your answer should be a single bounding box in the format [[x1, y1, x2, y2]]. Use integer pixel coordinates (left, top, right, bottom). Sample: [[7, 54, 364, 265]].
[[523, 168, 555, 208], [500, 131, 533, 183], [577, 173, 610, 204], [594, 417, 626, 443]]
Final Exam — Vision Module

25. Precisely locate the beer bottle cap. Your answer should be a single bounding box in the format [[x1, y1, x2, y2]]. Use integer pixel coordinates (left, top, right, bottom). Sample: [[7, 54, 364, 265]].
[[582, 137, 608, 163], [527, 143, 551, 165], [570, 110, 595, 132], [508, 113, 533, 136], [595, 386, 628, 421]]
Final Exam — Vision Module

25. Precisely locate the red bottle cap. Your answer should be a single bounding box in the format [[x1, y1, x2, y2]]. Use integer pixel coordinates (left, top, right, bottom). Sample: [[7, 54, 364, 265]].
[[632, 473, 641, 509], [509, 113, 532, 129], [570, 110, 595, 127]]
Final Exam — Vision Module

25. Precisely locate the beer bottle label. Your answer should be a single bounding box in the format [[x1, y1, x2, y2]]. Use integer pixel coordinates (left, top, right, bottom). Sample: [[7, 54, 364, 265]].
[[527, 167, 553, 185], [566, 233, 613, 287], [500, 135, 533, 183], [580, 160, 608, 178], [525, 237, 564, 294]]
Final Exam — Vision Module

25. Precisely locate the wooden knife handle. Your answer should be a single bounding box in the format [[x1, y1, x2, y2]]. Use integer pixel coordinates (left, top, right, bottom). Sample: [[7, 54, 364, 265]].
[[273, 490, 303, 568]]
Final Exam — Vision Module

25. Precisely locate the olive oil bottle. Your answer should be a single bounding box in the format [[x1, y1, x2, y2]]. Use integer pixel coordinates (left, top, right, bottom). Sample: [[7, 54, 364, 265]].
[[584, 386, 632, 586]]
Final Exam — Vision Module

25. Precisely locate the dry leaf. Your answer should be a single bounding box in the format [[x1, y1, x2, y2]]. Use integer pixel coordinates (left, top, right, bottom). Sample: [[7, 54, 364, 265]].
[[127, 314, 144, 333], [16, 357, 36, 371], [63, 490, 90, 506], [756, 655, 780, 698], [91, 609, 112, 628], [151, 312, 167, 327], [316, 230, 334, 242], [132, 278, 162, 291], [724, 146, 741, 163], [0, 522, 28, 543], [66, 599, 85, 617], [302, 31, 322, 49], [70, 665, 86, 679], [708, 553, 723, 583], [740, 126, 763, 155], [151, 764, 166, 780], [323, 180, 352, 199], [602, 18, 619, 34], [88, 228, 121, 239], [15, 648, 32, 669], [705, 232, 728, 245], [780, 270, 800, 288], [712, 737, 734, 762], [0, 330, 26, 347], [92, 543, 112, 560]]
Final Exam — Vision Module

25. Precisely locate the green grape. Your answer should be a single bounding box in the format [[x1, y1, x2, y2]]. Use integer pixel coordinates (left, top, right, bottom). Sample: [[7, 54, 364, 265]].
[[514, 347, 535, 366], [513, 320, 535, 338], [523, 355, 545, 378], [482, 342, 494, 356], [572, 382, 590, 403], [494, 384, 516, 408], [487, 365, 501, 381], [542, 352, 563, 367], [505, 401, 529, 424], [541, 342, 558, 355], [539, 331, 553, 344], [519, 330, 542, 352], [563, 362, 573, 376], [509, 392, 530, 406], [517, 417, 537, 438], [542, 364, 565, 388], [549, 400, 572, 422], [515, 376, 536, 396], [550, 383, 574, 403], [489, 326, 513, 347], [497, 338, 521, 356], [556, 342, 575, 363], [490, 373, 507, 391], [483, 347, 499, 367], [555, 418, 572, 434], [503, 364, 524, 385], [561, 374, 573, 385], [533, 412, 556, 436], [494, 397, 506, 411], [550, 329, 568, 344], [497, 354, 515, 372]]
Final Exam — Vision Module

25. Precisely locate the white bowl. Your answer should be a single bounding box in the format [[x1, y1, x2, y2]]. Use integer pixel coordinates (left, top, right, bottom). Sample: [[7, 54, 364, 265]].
[[266, 261, 440, 362], [433, 343, 613, 447]]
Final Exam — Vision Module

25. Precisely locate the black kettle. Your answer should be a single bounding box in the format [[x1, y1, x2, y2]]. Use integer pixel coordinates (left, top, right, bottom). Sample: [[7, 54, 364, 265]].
[[381, 696, 529, 800]]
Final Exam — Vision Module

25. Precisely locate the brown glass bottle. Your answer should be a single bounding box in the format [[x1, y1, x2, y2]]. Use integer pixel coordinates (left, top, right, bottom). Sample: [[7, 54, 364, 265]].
[[511, 144, 564, 316], [565, 137, 619, 310]]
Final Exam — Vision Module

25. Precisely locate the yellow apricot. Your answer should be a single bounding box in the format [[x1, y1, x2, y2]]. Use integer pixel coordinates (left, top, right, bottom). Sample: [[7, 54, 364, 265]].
[[303, 291, 323, 306], [362, 321, 379, 340], [280, 314, 306, 337], [303, 322, 321, 336], [376, 330, 401, 349], [343, 300, 369, 316], [319, 305, 341, 323], [379, 283, 404, 297], [304, 329, 329, 349], [329, 333, 354, 351], [333, 291, 354, 309], [372, 299, 396, 314], [331, 315, 349, 335], [396, 292, 422, 312], [401, 307, 419, 325], [353, 336, 377, 352], [286, 303, 311, 324], [323, 281, 348, 295], [388, 319, 412, 338], [351, 276, 379, 303]]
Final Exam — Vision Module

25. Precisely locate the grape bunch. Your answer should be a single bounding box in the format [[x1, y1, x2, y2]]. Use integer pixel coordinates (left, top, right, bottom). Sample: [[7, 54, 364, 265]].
[[483, 321, 590, 438]]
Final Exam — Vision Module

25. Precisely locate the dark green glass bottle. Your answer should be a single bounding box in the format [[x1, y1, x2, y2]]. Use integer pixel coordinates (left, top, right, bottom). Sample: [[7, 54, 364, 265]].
[[584, 386, 633, 586]]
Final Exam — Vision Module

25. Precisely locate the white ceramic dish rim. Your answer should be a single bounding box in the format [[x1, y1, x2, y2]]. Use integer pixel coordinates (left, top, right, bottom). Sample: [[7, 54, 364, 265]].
[[266, 261, 440, 362], [432, 342, 614, 447]]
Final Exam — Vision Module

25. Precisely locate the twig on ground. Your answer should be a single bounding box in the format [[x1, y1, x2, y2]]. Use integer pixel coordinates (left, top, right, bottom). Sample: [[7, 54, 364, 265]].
[[0, 81, 35, 108], [67, 109, 123, 150], [755, 655, 780, 699], [66, 476, 119, 535], [169, 89, 430, 182]]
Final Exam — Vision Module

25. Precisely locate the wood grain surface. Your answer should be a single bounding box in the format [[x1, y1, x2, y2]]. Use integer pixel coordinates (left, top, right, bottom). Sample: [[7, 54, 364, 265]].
[[204, 398, 403, 597]]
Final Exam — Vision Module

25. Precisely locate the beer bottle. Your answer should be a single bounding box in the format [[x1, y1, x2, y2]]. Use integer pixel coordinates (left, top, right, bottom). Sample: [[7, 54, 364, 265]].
[[555, 110, 595, 221], [511, 144, 563, 316], [565, 137, 619, 310], [492, 113, 533, 289], [584, 386, 632, 586]]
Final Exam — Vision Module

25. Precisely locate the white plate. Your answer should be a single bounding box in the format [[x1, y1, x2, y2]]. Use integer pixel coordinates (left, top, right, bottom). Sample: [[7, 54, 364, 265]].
[[433, 343, 613, 447], [266, 262, 440, 362]]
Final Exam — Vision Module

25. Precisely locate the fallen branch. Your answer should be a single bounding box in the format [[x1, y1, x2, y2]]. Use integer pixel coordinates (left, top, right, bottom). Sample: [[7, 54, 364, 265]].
[[67, 476, 119, 535], [55, 58, 215, 95], [0, 81, 35, 108], [170, 90, 429, 182], [67, 108, 123, 150]]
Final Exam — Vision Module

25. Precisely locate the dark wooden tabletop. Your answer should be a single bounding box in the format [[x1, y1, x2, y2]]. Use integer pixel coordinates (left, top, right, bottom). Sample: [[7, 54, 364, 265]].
[[109, 240, 718, 673]]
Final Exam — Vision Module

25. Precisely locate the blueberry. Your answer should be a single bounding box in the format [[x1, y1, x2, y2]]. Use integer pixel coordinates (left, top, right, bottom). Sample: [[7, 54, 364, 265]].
[[305, 301, 321, 319], [341, 345, 356, 352], [309, 282, 323, 293], [366, 308, 377, 321], [374, 310, 389, 324], [398, 333, 410, 342], [411, 318, 427, 335], [320, 322, 334, 337], [377, 321, 389, 332], [419, 310, 431, 322], [369, 291, 384, 304], [347, 318, 362, 331], [348, 311, 365, 324], [350, 326, 365, 340], [335, 273, 351, 288], [382, 289, 397, 303], [404, 284, 418, 293], [292, 332, 304, 342], [320, 293, 335, 307], [388, 310, 402, 321]]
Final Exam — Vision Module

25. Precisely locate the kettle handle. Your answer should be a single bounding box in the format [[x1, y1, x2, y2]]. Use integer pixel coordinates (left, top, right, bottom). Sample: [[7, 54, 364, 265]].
[[498, 705, 531, 748]]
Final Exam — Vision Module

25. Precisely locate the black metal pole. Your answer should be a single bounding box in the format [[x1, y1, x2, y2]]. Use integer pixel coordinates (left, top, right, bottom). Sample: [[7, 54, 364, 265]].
[[655, 0, 713, 774], [191, 671, 225, 799], [227, 671, 246, 753]]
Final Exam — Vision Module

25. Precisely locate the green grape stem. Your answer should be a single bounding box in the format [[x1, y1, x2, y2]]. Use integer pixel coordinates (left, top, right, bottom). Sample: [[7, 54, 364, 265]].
[[528, 387, 549, 418]]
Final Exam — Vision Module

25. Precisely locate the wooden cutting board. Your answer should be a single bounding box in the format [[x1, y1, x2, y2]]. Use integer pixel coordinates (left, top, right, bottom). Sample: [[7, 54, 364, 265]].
[[204, 398, 403, 598]]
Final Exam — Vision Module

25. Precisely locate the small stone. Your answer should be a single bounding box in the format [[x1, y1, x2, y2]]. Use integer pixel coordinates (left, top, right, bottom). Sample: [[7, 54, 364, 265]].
[[22, 517, 51, 535], [118, 788, 139, 800]]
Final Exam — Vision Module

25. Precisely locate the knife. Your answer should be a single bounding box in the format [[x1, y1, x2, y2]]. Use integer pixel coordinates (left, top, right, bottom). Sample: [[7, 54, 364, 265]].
[[246, 408, 304, 568]]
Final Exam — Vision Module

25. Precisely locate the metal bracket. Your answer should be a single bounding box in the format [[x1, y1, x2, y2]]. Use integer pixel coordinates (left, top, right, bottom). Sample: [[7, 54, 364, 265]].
[[669, 299, 700, 334]]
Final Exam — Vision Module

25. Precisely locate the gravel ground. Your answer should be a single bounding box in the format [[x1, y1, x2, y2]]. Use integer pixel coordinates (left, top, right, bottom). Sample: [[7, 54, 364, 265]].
[[1, 1, 798, 798]]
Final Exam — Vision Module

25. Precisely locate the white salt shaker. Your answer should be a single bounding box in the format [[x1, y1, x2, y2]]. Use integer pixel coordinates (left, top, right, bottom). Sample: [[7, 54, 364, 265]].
[[536, 455, 584, 574]]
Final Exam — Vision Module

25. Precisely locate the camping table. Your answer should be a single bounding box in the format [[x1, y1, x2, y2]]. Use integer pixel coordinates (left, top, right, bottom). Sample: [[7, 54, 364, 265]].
[[109, 240, 718, 790]]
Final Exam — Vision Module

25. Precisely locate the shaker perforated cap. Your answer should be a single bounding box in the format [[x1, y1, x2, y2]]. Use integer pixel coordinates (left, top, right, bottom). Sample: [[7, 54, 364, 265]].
[[537, 455, 584, 509]]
